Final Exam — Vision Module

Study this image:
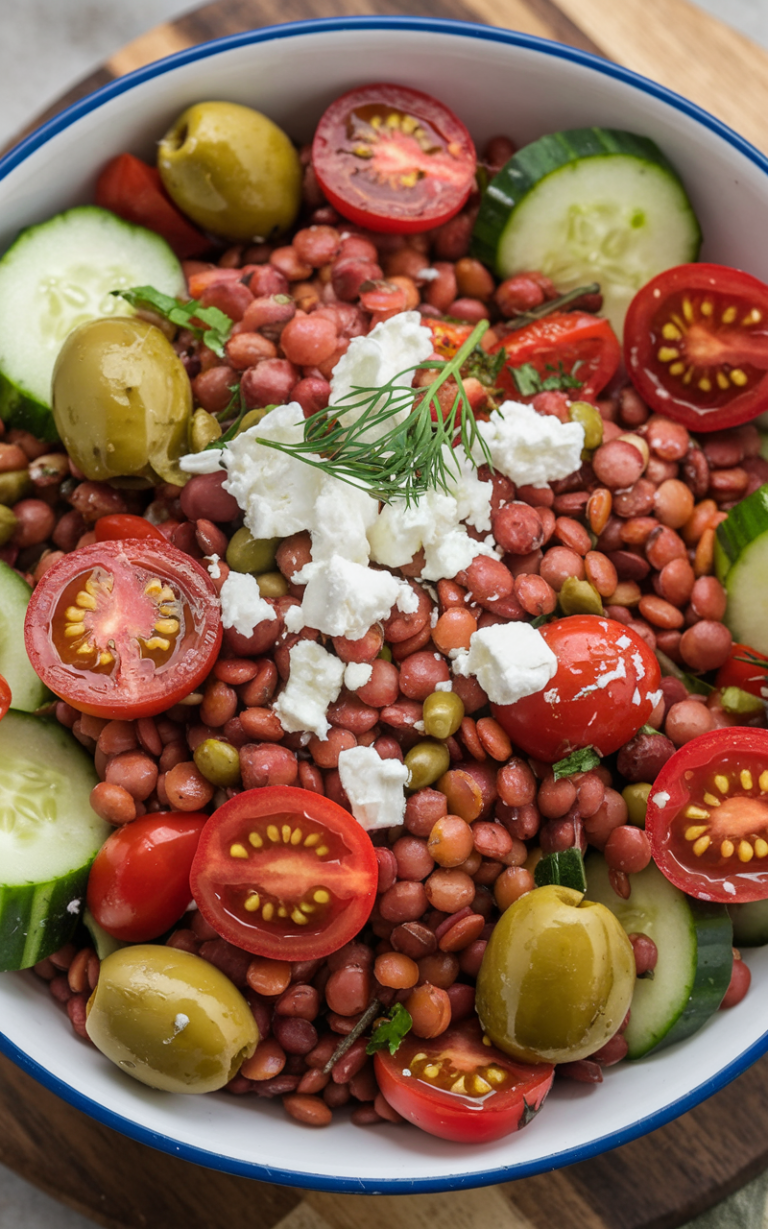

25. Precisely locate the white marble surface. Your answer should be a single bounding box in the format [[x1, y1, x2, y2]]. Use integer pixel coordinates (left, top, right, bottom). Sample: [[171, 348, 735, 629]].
[[1, 0, 768, 1226]]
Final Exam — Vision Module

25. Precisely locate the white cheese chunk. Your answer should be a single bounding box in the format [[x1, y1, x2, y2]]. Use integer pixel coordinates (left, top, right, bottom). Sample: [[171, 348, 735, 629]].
[[344, 662, 373, 691], [473, 400, 584, 488], [453, 622, 557, 705], [219, 571, 276, 637], [272, 640, 345, 739], [337, 745, 410, 831], [296, 554, 418, 639], [179, 450, 224, 475], [329, 311, 434, 439]]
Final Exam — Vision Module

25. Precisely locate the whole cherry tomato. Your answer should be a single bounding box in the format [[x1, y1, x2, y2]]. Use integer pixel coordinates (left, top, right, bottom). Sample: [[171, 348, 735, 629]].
[[94, 514, 166, 544], [190, 787, 378, 961], [87, 812, 208, 941], [624, 263, 768, 430], [95, 153, 209, 258]]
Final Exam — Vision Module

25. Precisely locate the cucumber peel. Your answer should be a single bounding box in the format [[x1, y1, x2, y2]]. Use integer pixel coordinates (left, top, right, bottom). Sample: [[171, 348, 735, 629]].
[[0, 206, 185, 441], [0, 559, 48, 712], [716, 483, 768, 654], [471, 127, 701, 339], [534, 848, 587, 893]]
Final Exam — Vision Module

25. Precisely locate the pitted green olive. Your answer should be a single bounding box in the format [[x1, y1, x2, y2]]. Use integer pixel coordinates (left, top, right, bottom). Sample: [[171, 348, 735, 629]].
[[158, 101, 302, 241], [85, 945, 258, 1093], [52, 317, 191, 485], [476, 884, 635, 1064]]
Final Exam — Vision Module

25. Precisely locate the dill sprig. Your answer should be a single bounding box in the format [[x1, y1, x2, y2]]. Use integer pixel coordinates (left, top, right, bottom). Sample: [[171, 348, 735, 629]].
[[254, 319, 493, 504]]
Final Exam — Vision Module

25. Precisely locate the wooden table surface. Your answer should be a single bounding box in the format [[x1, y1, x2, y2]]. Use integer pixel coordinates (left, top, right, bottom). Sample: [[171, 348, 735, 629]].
[[4, 2, 768, 1227]]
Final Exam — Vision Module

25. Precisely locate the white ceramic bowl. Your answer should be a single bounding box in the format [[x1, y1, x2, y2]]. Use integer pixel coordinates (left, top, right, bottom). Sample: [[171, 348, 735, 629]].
[[1, 14, 768, 1195]]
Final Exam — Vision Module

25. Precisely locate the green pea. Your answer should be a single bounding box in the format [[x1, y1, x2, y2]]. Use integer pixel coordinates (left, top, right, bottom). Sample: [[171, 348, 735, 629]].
[[622, 782, 652, 828], [0, 505, 18, 546], [0, 470, 32, 507], [559, 577, 604, 616], [226, 527, 280, 574], [191, 409, 222, 452], [257, 571, 289, 598], [378, 645, 393, 663], [193, 739, 241, 787], [422, 691, 465, 740], [569, 401, 604, 452], [405, 741, 451, 791]]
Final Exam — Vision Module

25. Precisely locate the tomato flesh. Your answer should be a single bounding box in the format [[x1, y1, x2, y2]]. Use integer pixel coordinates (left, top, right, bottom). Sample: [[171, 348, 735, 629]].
[[492, 615, 661, 762], [647, 728, 768, 903], [95, 153, 209, 259], [374, 1019, 554, 1143], [87, 812, 207, 942], [24, 540, 221, 719], [190, 787, 378, 960], [493, 312, 621, 402], [312, 84, 476, 234], [624, 263, 768, 430]]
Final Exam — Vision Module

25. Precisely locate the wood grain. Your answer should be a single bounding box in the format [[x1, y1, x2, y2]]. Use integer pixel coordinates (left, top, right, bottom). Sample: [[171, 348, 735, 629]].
[[4, 2, 768, 1228]]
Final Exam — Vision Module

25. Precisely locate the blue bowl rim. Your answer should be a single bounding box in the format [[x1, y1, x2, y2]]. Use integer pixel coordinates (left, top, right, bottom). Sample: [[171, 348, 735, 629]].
[[2, 11, 768, 1195]]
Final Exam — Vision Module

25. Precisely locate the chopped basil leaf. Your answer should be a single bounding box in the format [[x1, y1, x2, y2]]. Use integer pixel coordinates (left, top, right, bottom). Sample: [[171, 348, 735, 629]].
[[365, 1002, 412, 1056], [114, 285, 234, 358], [552, 746, 600, 780], [508, 360, 583, 398], [463, 344, 506, 390]]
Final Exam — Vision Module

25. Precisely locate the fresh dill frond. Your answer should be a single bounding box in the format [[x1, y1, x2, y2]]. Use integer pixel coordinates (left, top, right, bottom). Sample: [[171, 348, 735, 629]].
[[253, 319, 494, 505]]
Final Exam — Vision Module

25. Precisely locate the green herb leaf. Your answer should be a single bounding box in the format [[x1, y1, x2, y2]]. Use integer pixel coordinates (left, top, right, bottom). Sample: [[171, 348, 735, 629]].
[[463, 344, 506, 390], [114, 285, 234, 358], [552, 746, 600, 780], [639, 725, 661, 736], [508, 360, 583, 398], [365, 1002, 413, 1056]]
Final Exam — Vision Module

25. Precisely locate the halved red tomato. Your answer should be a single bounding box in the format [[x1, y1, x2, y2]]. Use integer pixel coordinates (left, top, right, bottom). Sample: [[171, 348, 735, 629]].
[[646, 728, 768, 903], [715, 643, 768, 702], [189, 787, 378, 960], [493, 311, 621, 402], [95, 153, 210, 258], [624, 264, 768, 430], [0, 673, 10, 721], [94, 514, 166, 544], [311, 84, 476, 234], [374, 1018, 554, 1143], [24, 539, 221, 719], [492, 615, 661, 762], [87, 812, 207, 942]]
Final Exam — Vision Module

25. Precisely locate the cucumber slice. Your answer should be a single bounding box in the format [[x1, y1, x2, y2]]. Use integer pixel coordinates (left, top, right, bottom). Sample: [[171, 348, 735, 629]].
[[0, 206, 185, 441], [585, 854, 732, 1058], [471, 128, 701, 339], [534, 847, 587, 893], [715, 483, 768, 654], [0, 559, 48, 712], [729, 899, 768, 947], [0, 711, 110, 970]]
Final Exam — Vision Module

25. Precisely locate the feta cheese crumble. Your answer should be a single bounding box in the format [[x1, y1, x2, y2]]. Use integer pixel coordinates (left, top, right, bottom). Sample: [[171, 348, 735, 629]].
[[337, 745, 410, 831], [453, 623, 557, 706], [473, 400, 584, 488], [652, 790, 670, 808], [296, 553, 418, 639], [344, 662, 373, 691], [219, 571, 276, 638], [273, 641, 345, 739], [329, 311, 434, 439]]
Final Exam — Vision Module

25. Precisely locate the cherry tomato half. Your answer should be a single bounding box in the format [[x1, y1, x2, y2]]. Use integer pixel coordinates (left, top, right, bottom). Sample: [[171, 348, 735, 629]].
[[24, 539, 221, 719], [646, 728, 768, 903], [94, 514, 166, 544], [311, 84, 476, 234], [374, 1018, 554, 1143], [0, 673, 10, 721], [190, 786, 378, 960], [493, 312, 621, 402], [95, 153, 209, 259], [624, 264, 768, 430], [715, 643, 768, 702], [492, 615, 661, 762], [87, 812, 207, 941]]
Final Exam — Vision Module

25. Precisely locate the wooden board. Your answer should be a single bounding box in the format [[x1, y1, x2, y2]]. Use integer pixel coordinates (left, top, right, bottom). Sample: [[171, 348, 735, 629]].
[[4, 1, 768, 1227]]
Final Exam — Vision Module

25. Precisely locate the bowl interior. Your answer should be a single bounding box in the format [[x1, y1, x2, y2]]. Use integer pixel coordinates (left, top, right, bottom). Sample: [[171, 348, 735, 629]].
[[1, 17, 767, 1193]]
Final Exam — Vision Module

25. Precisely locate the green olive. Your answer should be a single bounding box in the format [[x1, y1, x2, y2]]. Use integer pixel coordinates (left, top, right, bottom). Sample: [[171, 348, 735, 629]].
[[558, 577, 603, 616], [193, 738, 241, 787], [257, 571, 290, 598], [622, 782, 652, 828], [52, 317, 192, 485], [476, 884, 635, 1064], [422, 691, 465, 740], [226, 526, 280, 574], [569, 401, 604, 453], [405, 741, 451, 791], [158, 101, 302, 241], [85, 946, 258, 1093]]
